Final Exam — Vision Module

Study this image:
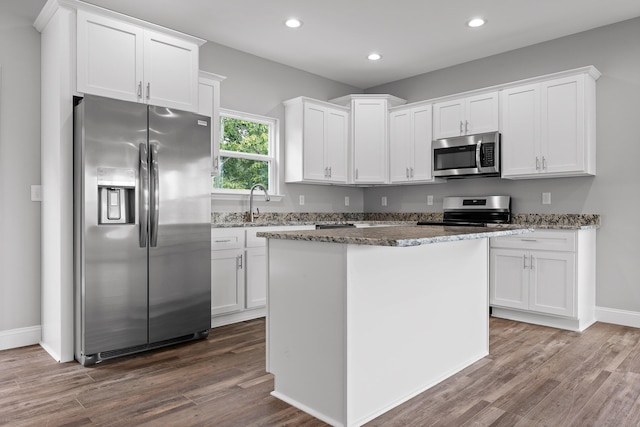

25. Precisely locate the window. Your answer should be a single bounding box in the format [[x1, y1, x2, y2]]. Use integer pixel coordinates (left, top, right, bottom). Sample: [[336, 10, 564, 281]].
[[213, 109, 278, 195]]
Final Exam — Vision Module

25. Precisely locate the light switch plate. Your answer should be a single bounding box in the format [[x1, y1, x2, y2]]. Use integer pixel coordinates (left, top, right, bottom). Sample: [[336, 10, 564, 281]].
[[31, 185, 42, 202], [427, 195, 434, 206], [344, 196, 350, 207], [542, 192, 551, 205], [381, 196, 387, 206], [299, 195, 305, 205]]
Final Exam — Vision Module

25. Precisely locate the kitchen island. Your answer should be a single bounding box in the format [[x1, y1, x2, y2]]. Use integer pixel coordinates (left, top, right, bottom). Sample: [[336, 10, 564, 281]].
[[258, 225, 532, 427]]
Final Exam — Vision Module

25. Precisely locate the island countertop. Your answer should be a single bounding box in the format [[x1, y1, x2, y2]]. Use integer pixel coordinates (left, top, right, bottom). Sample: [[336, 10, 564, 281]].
[[257, 224, 533, 247]]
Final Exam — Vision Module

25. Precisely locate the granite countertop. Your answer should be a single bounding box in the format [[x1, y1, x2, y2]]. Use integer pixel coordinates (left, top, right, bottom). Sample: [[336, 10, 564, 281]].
[[256, 225, 534, 248], [211, 212, 600, 230]]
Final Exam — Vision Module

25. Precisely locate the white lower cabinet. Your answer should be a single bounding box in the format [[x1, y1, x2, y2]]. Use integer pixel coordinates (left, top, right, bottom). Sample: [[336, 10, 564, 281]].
[[211, 225, 314, 327], [490, 229, 595, 331]]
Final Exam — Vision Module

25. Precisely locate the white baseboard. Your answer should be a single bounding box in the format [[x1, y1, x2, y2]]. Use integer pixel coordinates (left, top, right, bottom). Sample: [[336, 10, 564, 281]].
[[210, 307, 266, 328], [0, 325, 42, 351], [595, 306, 640, 328]]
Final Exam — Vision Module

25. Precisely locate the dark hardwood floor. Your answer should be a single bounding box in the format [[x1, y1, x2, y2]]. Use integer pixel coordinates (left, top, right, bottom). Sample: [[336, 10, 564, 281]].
[[2, 317, 640, 426]]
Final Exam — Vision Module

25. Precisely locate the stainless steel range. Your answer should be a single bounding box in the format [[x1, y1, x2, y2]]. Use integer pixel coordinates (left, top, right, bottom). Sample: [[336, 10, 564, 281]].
[[418, 196, 511, 227]]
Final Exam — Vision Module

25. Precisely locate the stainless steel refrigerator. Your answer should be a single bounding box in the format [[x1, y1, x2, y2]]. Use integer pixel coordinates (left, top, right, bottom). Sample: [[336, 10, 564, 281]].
[[73, 95, 211, 366]]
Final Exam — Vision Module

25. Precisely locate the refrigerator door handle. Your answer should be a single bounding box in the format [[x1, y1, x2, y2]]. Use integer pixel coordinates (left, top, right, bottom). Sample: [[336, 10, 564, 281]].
[[150, 143, 160, 247], [139, 143, 149, 248]]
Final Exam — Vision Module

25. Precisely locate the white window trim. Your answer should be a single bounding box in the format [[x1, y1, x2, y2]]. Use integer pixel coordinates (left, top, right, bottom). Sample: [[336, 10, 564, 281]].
[[212, 108, 281, 200]]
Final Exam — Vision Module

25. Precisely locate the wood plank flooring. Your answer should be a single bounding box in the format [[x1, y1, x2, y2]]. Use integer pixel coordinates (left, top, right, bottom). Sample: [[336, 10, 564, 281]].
[[2, 317, 640, 426]]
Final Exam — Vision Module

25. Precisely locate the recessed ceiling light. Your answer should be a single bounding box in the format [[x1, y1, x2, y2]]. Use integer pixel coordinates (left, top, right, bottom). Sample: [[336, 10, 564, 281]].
[[285, 18, 303, 28], [368, 53, 382, 61], [467, 18, 486, 28]]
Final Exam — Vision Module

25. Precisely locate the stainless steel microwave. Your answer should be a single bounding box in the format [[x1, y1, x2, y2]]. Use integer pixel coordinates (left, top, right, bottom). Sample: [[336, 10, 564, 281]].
[[432, 132, 500, 178]]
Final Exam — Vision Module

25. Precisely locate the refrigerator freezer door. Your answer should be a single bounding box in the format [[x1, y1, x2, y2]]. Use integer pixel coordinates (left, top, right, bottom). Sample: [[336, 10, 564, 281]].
[[78, 96, 149, 355], [147, 106, 212, 342]]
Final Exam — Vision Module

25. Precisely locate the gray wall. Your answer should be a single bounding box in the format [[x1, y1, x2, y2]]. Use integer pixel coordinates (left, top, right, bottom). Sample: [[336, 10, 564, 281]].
[[199, 42, 365, 214], [365, 17, 640, 313], [0, 2, 43, 334]]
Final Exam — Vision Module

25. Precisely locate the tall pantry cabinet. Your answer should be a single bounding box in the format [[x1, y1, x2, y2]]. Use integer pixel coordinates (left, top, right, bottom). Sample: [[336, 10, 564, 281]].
[[35, 0, 206, 362]]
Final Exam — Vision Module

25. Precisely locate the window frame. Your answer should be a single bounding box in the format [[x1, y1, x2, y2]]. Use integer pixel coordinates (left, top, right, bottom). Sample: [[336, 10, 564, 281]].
[[212, 108, 280, 199]]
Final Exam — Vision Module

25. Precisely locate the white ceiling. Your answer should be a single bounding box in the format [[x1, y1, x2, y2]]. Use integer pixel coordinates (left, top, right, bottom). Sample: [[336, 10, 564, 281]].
[[35, 0, 640, 88]]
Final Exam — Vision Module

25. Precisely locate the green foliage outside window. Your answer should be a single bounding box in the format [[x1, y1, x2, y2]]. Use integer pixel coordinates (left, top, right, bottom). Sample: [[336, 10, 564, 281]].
[[213, 117, 270, 190]]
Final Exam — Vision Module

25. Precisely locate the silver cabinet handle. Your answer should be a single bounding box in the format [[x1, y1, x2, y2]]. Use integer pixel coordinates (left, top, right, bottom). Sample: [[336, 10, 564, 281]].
[[465, 120, 469, 134], [237, 254, 243, 269], [324, 167, 328, 177], [523, 254, 527, 269], [459, 121, 463, 135], [139, 143, 149, 248], [530, 255, 534, 269], [355, 168, 359, 179], [521, 239, 538, 242], [149, 143, 159, 247], [213, 156, 219, 172], [406, 167, 409, 178], [137, 81, 143, 98], [542, 156, 547, 170], [536, 157, 540, 170], [214, 239, 232, 243], [329, 166, 331, 177], [146, 82, 151, 100], [411, 167, 414, 178]]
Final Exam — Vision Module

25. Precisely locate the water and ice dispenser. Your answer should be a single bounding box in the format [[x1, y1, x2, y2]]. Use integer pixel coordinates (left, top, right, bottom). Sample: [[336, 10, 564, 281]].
[[97, 167, 136, 225]]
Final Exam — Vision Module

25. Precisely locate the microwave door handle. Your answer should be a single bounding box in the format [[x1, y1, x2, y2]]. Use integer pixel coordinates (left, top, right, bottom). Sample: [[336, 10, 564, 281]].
[[476, 141, 482, 171]]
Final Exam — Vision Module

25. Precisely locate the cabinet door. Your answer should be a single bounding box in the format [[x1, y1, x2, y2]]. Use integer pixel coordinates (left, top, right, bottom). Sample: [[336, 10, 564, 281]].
[[143, 30, 199, 112], [410, 105, 434, 181], [389, 110, 411, 183], [77, 10, 143, 102], [326, 108, 349, 183], [529, 251, 576, 317], [353, 99, 387, 184], [433, 99, 464, 139], [490, 249, 529, 310], [303, 103, 328, 181], [246, 246, 267, 308], [465, 92, 499, 135], [198, 73, 221, 176], [500, 84, 541, 177], [211, 249, 244, 316], [541, 75, 585, 174]]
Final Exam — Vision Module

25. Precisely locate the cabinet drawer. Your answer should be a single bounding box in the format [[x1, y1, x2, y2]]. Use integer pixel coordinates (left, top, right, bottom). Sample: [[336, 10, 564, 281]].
[[490, 230, 576, 252], [211, 228, 245, 250], [246, 226, 314, 248]]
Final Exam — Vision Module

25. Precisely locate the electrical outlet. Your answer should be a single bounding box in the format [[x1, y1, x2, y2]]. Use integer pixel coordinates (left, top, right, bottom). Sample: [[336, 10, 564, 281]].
[[31, 185, 42, 202], [381, 196, 387, 207], [344, 196, 350, 207], [299, 195, 305, 205], [427, 195, 434, 206], [542, 192, 551, 205]]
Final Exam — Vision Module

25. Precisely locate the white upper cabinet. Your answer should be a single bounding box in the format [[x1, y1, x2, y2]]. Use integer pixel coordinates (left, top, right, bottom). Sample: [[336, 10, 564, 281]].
[[284, 97, 349, 184], [433, 92, 499, 139], [329, 94, 406, 185], [198, 71, 226, 176], [501, 68, 599, 179], [77, 9, 201, 112], [352, 98, 388, 184], [389, 103, 437, 184]]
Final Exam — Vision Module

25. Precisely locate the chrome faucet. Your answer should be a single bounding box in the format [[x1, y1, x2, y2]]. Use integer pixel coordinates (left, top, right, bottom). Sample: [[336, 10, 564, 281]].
[[249, 184, 270, 222]]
